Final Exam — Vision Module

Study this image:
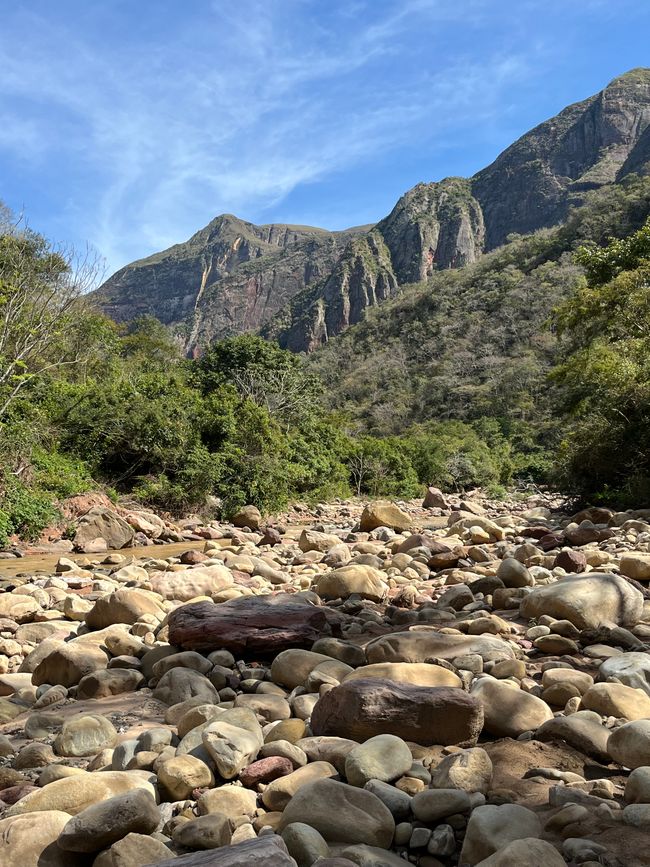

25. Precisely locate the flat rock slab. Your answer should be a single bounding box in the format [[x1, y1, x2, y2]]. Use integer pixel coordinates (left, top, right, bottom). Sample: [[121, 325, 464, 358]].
[[145, 835, 298, 865], [167, 594, 336, 654], [310, 677, 483, 746]]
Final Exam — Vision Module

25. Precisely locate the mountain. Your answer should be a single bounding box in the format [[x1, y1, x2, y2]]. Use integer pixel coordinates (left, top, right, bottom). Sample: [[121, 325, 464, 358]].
[[94, 69, 650, 353], [94, 215, 370, 355]]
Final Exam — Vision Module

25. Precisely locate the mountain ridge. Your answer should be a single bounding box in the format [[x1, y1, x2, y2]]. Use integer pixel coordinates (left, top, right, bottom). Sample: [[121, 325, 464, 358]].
[[93, 68, 650, 353]]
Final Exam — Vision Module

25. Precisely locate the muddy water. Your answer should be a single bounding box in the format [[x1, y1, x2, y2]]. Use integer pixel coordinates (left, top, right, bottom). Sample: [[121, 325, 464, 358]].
[[0, 540, 207, 578]]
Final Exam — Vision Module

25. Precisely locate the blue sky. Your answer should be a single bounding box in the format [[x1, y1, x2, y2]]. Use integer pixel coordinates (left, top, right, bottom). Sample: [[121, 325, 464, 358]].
[[1, 0, 649, 277]]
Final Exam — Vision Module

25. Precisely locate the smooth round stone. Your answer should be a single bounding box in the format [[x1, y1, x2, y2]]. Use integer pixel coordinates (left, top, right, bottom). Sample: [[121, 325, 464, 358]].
[[265, 718, 307, 744], [54, 714, 117, 757], [344, 734, 412, 787], [57, 789, 160, 853], [173, 813, 232, 850], [412, 788, 472, 822], [281, 822, 330, 866], [608, 720, 650, 769]]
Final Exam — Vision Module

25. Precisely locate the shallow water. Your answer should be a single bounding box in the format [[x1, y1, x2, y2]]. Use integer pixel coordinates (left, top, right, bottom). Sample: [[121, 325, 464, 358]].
[[0, 540, 207, 578]]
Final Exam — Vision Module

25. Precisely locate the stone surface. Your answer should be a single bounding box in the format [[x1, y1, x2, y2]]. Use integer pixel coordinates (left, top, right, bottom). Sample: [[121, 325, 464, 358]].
[[519, 572, 644, 629], [311, 678, 483, 745], [168, 594, 331, 653], [0, 810, 85, 867], [460, 804, 542, 865], [608, 720, 650, 768], [470, 677, 553, 737], [316, 565, 388, 602], [365, 632, 515, 664], [344, 735, 413, 787], [57, 789, 160, 852], [278, 778, 395, 848], [359, 502, 411, 532]]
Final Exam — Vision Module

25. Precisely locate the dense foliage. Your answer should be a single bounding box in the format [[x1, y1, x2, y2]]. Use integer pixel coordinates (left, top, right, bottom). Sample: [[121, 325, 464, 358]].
[[551, 215, 650, 503], [2, 175, 650, 544]]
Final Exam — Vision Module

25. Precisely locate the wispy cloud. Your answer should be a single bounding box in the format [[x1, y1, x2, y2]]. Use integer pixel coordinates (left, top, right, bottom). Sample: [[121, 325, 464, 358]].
[[0, 0, 537, 274]]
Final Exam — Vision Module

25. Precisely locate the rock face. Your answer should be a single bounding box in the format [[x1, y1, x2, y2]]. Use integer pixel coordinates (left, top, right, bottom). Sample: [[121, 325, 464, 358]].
[[310, 677, 484, 746], [167, 594, 331, 653], [73, 507, 134, 551], [93, 70, 650, 354]]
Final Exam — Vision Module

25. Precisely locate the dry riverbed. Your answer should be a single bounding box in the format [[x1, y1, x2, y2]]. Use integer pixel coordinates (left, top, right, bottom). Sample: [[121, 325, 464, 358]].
[[1, 491, 650, 866]]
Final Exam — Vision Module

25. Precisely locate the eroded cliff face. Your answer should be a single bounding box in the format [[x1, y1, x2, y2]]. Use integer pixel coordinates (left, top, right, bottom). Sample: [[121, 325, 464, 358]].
[[93, 215, 369, 354], [94, 69, 650, 354]]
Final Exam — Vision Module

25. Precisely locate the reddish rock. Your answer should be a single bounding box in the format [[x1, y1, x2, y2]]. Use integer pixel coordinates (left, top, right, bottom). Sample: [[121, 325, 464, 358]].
[[422, 487, 448, 509], [310, 677, 483, 746], [539, 533, 564, 551], [260, 527, 283, 546], [0, 784, 38, 804], [239, 756, 293, 787], [180, 549, 210, 565], [520, 527, 551, 540], [553, 549, 587, 573], [168, 594, 337, 654]]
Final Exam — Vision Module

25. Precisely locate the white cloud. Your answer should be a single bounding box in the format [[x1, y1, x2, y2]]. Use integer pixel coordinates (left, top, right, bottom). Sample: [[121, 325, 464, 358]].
[[0, 0, 537, 274]]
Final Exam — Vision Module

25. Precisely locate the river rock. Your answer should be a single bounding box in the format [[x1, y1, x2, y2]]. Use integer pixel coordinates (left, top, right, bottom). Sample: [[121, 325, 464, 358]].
[[359, 501, 411, 532], [411, 788, 472, 822], [0, 810, 84, 867], [262, 761, 337, 810], [153, 667, 219, 705], [74, 507, 134, 551], [310, 678, 483, 745], [470, 677, 552, 737], [5, 770, 156, 816], [344, 735, 413, 787], [149, 564, 234, 602], [315, 565, 388, 602], [168, 594, 331, 653], [54, 714, 118, 757], [608, 720, 650, 768], [85, 588, 164, 629], [460, 804, 542, 865], [431, 747, 493, 793], [474, 838, 566, 866], [157, 754, 215, 799], [365, 631, 515, 664], [173, 813, 232, 850], [343, 662, 461, 689], [31, 642, 108, 687], [599, 652, 650, 696], [581, 682, 650, 720], [57, 788, 160, 852], [519, 573, 644, 629], [536, 711, 611, 761], [278, 778, 395, 848]]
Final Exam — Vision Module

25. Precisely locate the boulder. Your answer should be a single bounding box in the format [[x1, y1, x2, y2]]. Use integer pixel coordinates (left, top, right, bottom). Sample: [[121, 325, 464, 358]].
[[581, 682, 650, 720], [315, 565, 388, 602], [519, 573, 643, 629], [74, 507, 134, 551], [344, 735, 413, 787], [470, 678, 552, 737], [57, 789, 159, 853], [152, 668, 219, 706], [202, 710, 263, 780], [343, 662, 461, 689], [359, 501, 411, 532], [0, 594, 40, 622], [157, 755, 215, 800], [31, 642, 108, 688], [85, 589, 164, 629], [411, 788, 472, 822], [0, 810, 85, 867], [299, 529, 342, 552], [94, 833, 172, 867], [460, 804, 542, 865], [261, 761, 337, 811], [168, 594, 331, 654], [149, 564, 234, 602], [271, 649, 337, 689], [365, 631, 515, 664], [608, 720, 650, 769], [278, 778, 395, 848], [430, 747, 493, 794], [5, 771, 156, 816], [599, 653, 650, 696], [310, 677, 483, 746], [474, 838, 565, 867], [536, 711, 611, 762], [232, 505, 262, 530], [54, 714, 117, 757], [146, 835, 297, 866], [76, 669, 144, 700], [281, 822, 329, 866], [173, 814, 232, 850], [423, 487, 448, 509]]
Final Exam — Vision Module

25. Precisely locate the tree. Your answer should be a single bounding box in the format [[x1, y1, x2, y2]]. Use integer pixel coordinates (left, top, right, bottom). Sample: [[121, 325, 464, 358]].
[[0, 208, 102, 417]]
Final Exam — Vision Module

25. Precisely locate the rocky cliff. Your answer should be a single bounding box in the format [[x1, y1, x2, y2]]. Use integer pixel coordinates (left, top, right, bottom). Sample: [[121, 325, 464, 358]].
[[94, 69, 650, 354]]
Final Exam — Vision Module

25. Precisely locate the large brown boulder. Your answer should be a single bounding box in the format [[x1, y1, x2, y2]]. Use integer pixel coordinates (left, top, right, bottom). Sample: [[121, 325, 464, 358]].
[[365, 630, 516, 664], [310, 678, 483, 746], [149, 564, 234, 602], [73, 507, 134, 551], [359, 501, 411, 532], [519, 573, 644, 629], [168, 594, 332, 654]]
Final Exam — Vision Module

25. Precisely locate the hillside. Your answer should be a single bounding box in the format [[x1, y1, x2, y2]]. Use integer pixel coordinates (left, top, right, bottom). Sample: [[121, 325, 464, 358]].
[[307, 175, 650, 436], [94, 69, 650, 354]]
